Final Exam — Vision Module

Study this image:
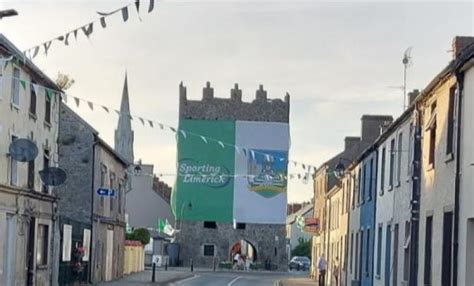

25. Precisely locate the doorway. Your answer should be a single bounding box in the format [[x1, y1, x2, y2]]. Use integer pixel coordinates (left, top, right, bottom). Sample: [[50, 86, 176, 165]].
[[4, 214, 17, 286], [230, 240, 257, 263], [26, 217, 36, 286]]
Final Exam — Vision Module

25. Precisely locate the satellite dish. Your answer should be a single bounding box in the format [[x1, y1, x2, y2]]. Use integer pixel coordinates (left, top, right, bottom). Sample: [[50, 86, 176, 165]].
[[39, 167, 67, 186], [9, 139, 38, 162]]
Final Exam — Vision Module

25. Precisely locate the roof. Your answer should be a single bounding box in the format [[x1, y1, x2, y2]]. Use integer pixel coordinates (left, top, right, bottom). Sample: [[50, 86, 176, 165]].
[[287, 203, 314, 224], [61, 102, 99, 135], [97, 138, 130, 167], [0, 34, 61, 91]]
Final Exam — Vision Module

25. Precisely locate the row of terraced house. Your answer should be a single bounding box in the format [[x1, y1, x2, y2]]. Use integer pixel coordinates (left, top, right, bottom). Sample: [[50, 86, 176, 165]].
[[310, 36, 474, 286]]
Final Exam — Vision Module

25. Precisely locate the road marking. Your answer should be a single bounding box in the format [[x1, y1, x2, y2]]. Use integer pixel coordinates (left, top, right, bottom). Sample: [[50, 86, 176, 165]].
[[176, 274, 200, 284], [227, 276, 242, 286]]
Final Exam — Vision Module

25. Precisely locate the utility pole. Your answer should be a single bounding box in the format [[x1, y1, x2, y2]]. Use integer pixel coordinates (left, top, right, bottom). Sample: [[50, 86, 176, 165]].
[[0, 9, 18, 20]]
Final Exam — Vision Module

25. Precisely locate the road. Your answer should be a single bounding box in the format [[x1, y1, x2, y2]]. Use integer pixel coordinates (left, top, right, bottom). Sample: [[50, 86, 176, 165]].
[[168, 271, 306, 286]]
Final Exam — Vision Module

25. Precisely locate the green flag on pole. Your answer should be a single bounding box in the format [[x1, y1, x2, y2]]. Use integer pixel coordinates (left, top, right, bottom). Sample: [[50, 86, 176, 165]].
[[158, 218, 166, 232]]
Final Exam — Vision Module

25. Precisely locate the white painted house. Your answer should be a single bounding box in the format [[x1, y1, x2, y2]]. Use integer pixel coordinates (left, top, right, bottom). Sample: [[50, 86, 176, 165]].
[[286, 203, 313, 259]]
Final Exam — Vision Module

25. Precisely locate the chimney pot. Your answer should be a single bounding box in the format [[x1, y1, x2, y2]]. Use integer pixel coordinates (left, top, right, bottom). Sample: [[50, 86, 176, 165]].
[[452, 36, 474, 58]]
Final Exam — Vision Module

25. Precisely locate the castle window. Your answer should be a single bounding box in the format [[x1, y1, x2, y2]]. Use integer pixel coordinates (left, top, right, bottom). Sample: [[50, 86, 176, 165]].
[[203, 221, 217, 229]]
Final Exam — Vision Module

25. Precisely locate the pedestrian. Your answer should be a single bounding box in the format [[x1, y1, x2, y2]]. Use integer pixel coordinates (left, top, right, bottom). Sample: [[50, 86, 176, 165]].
[[233, 252, 241, 270], [318, 254, 327, 286], [333, 257, 339, 286]]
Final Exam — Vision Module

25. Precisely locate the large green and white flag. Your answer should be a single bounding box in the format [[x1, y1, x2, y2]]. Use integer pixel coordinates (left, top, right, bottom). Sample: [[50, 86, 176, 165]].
[[158, 219, 175, 236]]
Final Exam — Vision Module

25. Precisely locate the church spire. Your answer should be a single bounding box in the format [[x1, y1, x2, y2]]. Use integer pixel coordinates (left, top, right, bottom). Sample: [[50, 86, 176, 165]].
[[115, 72, 134, 164]]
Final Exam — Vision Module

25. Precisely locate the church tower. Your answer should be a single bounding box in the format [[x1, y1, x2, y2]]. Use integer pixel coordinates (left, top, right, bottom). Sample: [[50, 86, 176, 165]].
[[114, 73, 134, 165]]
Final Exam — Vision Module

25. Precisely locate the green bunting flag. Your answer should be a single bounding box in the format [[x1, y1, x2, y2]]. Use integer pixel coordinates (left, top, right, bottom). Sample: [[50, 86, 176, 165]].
[[46, 88, 54, 99], [19, 80, 26, 90], [158, 218, 166, 232]]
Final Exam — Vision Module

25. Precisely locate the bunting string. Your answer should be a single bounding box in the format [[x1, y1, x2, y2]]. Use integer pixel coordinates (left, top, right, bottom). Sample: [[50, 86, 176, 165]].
[[0, 72, 319, 178], [21, 0, 156, 60]]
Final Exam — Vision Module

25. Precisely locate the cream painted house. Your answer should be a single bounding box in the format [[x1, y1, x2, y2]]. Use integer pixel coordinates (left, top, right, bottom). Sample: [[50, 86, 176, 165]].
[[0, 34, 61, 286]]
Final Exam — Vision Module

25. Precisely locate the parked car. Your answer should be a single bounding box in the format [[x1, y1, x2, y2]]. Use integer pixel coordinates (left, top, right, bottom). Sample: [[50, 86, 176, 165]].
[[288, 256, 310, 271]]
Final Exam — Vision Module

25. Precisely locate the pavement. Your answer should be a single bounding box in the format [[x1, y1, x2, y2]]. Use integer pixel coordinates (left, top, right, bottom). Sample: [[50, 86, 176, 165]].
[[96, 269, 194, 285], [276, 277, 316, 286]]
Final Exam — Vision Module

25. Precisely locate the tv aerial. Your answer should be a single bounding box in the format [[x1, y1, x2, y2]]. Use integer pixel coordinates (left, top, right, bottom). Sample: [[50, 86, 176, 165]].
[[402, 47, 413, 110], [39, 167, 67, 186], [8, 138, 38, 162]]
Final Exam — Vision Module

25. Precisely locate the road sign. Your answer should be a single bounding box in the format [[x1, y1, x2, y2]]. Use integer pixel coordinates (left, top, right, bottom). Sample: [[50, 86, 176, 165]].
[[96, 188, 116, 197]]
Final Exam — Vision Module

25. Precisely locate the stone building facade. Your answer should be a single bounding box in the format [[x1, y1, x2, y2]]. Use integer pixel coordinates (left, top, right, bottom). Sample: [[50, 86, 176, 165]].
[[56, 103, 127, 284], [0, 34, 60, 286], [175, 82, 289, 270]]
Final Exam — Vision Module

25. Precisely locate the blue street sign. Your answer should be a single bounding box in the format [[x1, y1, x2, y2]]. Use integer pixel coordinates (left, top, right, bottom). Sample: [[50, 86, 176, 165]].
[[97, 188, 116, 197]]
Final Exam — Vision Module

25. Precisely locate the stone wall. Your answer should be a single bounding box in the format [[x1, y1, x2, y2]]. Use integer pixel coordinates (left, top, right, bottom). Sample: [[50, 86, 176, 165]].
[[179, 82, 290, 123], [177, 221, 287, 270]]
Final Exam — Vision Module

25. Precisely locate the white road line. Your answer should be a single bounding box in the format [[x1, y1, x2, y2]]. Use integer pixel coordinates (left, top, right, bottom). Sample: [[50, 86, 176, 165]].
[[176, 274, 200, 285], [227, 276, 242, 286]]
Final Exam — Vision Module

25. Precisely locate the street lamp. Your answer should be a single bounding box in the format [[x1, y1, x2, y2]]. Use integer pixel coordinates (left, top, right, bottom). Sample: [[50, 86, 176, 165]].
[[0, 9, 18, 20]]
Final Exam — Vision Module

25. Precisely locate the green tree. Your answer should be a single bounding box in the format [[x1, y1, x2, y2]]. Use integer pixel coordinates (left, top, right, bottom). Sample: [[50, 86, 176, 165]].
[[125, 228, 151, 246], [291, 238, 311, 257]]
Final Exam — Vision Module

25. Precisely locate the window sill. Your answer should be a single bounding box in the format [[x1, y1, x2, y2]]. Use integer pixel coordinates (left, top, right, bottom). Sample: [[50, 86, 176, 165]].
[[395, 182, 401, 188], [10, 103, 20, 111], [36, 265, 49, 270], [379, 190, 384, 196], [44, 121, 52, 130], [445, 152, 454, 163], [29, 112, 37, 121], [375, 274, 381, 280], [388, 185, 393, 192]]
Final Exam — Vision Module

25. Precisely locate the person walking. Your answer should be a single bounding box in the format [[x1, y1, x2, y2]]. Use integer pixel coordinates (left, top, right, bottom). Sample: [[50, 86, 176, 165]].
[[318, 254, 328, 286]]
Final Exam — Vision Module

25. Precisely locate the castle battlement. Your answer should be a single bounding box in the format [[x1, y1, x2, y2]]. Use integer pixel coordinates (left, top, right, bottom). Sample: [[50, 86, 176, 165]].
[[179, 82, 290, 123]]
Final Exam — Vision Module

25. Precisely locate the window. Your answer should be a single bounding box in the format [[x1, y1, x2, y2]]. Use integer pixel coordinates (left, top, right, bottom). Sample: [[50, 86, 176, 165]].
[[109, 172, 115, 212], [355, 232, 359, 279], [357, 168, 361, 205], [428, 101, 437, 167], [27, 159, 35, 189], [10, 135, 18, 186], [11, 67, 20, 106], [442, 212, 453, 286], [381, 147, 386, 193], [403, 221, 411, 282], [36, 224, 49, 265], [366, 228, 370, 274], [376, 225, 383, 277], [118, 182, 123, 214], [30, 82, 37, 115], [368, 158, 373, 200], [203, 221, 217, 229], [424, 216, 433, 285], [362, 163, 367, 202], [397, 133, 403, 185], [236, 223, 246, 230], [351, 175, 356, 209], [350, 233, 354, 274], [446, 86, 456, 156], [385, 225, 392, 286], [45, 92, 51, 124], [389, 138, 395, 188], [42, 149, 50, 193], [100, 164, 107, 207]]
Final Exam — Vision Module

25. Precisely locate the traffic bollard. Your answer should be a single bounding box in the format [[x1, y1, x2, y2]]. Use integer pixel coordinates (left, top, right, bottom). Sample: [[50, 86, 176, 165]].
[[213, 258, 216, 272], [152, 262, 156, 282], [190, 258, 194, 272], [165, 259, 168, 271]]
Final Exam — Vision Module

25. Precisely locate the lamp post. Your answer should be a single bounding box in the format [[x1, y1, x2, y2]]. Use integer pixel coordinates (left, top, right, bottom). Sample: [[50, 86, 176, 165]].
[[0, 9, 18, 20], [333, 158, 353, 180]]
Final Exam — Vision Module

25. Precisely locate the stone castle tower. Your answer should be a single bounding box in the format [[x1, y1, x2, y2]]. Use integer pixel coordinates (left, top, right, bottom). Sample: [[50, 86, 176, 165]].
[[114, 73, 134, 165]]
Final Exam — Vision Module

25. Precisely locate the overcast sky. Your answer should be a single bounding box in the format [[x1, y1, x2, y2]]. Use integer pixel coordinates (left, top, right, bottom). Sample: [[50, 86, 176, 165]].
[[1, 0, 472, 202]]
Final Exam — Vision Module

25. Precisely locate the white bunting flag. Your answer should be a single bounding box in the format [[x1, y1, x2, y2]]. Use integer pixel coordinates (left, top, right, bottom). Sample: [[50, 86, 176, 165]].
[[218, 141, 225, 149], [234, 145, 240, 154], [148, 120, 154, 127], [139, 117, 145, 125], [102, 106, 109, 113], [200, 136, 208, 144], [74, 97, 80, 107], [180, 130, 187, 138], [32, 83, 41, 97], [158, 123, 164, 130], [87, 101, 94, 110], [250, 150, 255, 159]]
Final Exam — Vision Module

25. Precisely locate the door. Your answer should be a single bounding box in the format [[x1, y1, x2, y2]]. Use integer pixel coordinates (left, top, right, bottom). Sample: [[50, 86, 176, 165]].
[[105, 229, 114, 281], [384, 225, 392, 286], [4, 214, 17, 286], [392, 224, 399, 286], [26, 218, 36, 286]]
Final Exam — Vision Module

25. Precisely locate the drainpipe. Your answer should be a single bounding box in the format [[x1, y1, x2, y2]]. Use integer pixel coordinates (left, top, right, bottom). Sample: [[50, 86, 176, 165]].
[[89, 139, 98, 283], [452, 73, 464, 286], [409, 102, 422, 286]]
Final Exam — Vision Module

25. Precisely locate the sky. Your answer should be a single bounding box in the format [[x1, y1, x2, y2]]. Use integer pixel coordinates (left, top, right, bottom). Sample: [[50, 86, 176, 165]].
[[0, 0, 472, 203]]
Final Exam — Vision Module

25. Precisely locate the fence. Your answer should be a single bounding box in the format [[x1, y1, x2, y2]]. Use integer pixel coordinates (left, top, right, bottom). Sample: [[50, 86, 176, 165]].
[[124, 240, 145, 275]]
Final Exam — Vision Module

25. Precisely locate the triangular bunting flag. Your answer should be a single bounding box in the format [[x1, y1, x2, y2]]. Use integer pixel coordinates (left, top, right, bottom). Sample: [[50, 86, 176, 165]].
[[242, 148, 248, 156], [87, 101, 94, 110], [102, 105, 109, 113], [265, 154, 272, 162], [180, 130, 187, 139], [46, 88, 54, 99], [19, 80, 26, 90], [169, 127, 176, 132], [297, 174, 301, 179], [74, 97, 80, 107], [148, 120, 154, 127], [217, 141, 225, 149], [302, 164, 306, 170], [115, 110, 120, 116], [32, 46, 40, 58], [250, 150, 255, 159], [43, 41, 52, 55], [64, 33, 70, 46], [32, 83, 41, 96], [158, 123, 164, 130], [60, 93, 67, 103], [200, 136, 208, 144], [122, 6, 129, 22], [135, 0, 140, 13], [139, 117, 145, 125], [234, 146, 240, 154], [73, 29, 78, 40], [100, 17, 107, 28], [148, 0, 155, 13], [82, 23, 94, 38]]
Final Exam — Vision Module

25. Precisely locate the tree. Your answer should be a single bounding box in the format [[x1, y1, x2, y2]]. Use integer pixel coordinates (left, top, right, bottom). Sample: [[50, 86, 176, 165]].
[[55, 72, 75, 90], [126, 228, 151, 246], [292, 238, 311, 257]]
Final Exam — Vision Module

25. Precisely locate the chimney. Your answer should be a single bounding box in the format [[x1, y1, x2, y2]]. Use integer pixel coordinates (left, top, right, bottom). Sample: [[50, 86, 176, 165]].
[[452, 36, 474, 58], [344, 136, 361, 151], [361, 115, 394, 143], [230, 83, 242, 102], [256, 84, 267, 102], [179, 81, 187, 101], [408, 89, 420, 106]]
